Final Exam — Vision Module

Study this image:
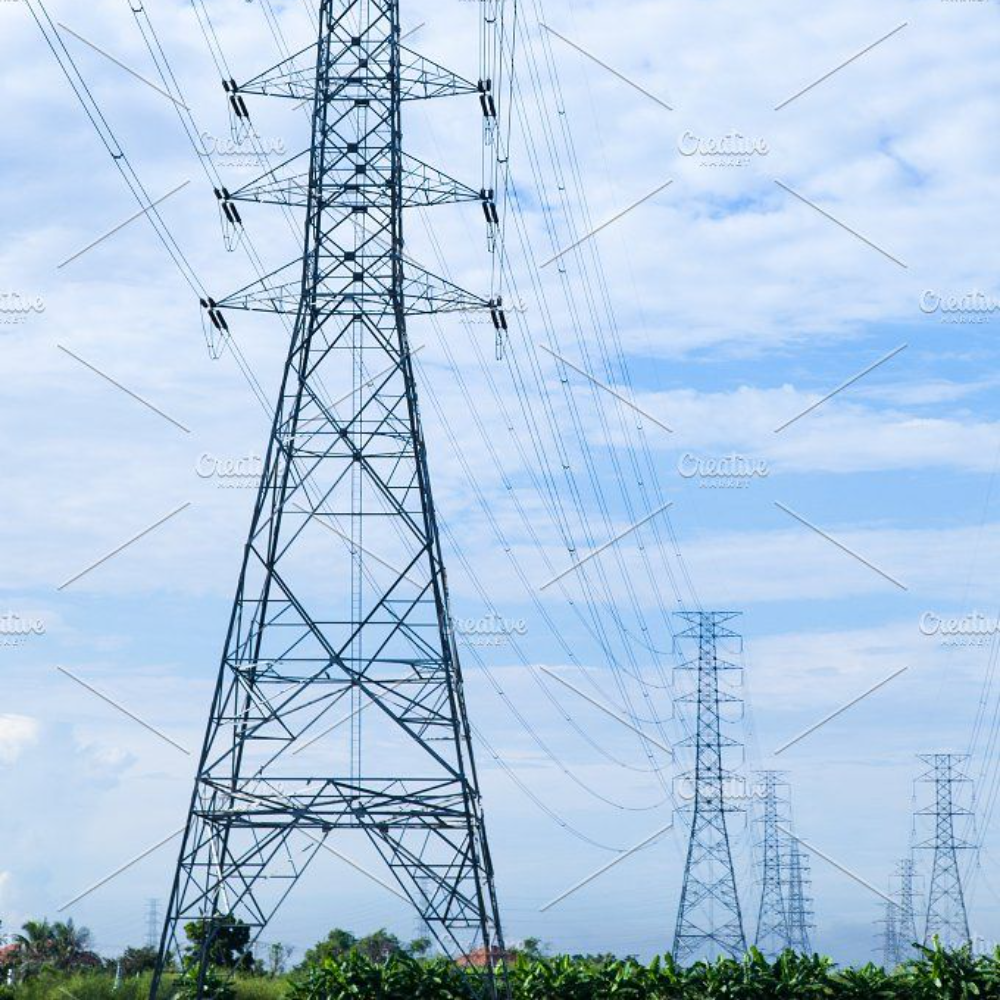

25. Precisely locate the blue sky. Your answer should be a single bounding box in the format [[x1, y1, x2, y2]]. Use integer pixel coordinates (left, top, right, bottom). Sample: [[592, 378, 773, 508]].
[[2, 0, 1000, 968]]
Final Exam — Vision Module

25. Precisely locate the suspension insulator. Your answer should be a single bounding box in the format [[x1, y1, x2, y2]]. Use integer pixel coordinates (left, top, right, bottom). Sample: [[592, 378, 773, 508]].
[[481, 188, 500, 225], [224, 79, 250, 120], [489, 297, 508, 332], [202, 297, 230, 333], [221, 187, 243, 225], [477, 79, 497, 118]]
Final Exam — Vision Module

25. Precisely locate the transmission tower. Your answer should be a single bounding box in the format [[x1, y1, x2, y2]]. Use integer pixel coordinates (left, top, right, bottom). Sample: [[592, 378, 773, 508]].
[[145, 899, 160, 951], [879, 858, 919, 967], [672, 611, 747, 963], [895, 859, 919, 960], [151, 4, 510, 998], [917, 754, 973, 949], [879, 894, 899, 969], [785, 836, 814, 954], [754, 771, 790, 958]]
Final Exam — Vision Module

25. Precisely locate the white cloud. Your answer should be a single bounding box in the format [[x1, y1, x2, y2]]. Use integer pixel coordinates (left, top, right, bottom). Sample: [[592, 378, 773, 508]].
[[0, 716, 40, 765]]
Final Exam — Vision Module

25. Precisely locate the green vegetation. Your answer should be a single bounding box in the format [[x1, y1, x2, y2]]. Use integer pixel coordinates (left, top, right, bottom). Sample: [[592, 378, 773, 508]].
[[2, 919, 999, 1000], [286, 945, 1000, 999]]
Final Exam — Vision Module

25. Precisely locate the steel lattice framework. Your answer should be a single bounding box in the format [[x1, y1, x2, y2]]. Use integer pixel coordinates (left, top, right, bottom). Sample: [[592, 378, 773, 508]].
[[672, 612, 747, 962], [880, 895, 899, 970], [785, 837, 813, 954], [917, 754, 973, 949], [754, 771, 791, 958], [151, 4, 509, 998], [882, 858, 919, 967], [895, 859, 920, 956]]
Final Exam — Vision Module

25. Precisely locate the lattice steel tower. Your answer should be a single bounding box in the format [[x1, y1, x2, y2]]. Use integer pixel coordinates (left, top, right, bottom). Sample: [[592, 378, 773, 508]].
[[917, 754, 973, 949], [880, 858, 919, 968], [145, 899, 160, 951], [895, 859, 920, 955], [152, 4, 510, 998], [879, 894, 899, 969], [673, 611, 747, 962], [785, 836, 814, 954], [754, 771, 790, 958]]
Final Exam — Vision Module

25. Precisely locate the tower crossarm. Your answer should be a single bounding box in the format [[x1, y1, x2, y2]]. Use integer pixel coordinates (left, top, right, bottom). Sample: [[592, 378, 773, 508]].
[[232, 41, 477, 103], [227, 150, 481, 210], [214, 256, 489, 317]]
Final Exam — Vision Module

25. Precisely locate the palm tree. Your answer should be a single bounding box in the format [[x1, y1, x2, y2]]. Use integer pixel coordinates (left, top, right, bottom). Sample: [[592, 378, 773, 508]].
[[13, 919, 98, 977]]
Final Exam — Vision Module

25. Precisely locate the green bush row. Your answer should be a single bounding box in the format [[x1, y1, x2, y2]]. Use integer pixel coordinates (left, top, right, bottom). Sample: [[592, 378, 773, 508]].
[[5, 943, 1000, 1000], [286, 945, 1000, 999]]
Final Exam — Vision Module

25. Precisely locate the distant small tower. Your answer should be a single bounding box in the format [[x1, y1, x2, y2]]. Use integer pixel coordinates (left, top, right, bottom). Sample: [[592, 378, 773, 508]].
[[754, 771, 791, 958], [145, 898, 160, 951], [880, 858, 920, 967], [880, 894, 899, 969], [785, 837, 814, 954], [917, 754, 973, 948], [672, 611, 747, 962], [895, 859, 919, 958]]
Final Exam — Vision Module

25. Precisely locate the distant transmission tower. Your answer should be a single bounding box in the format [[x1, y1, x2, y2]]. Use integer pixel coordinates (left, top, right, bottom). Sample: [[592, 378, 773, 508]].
[[785, 837, 814, 954], [754, 771, 790, 958], [151, 3, 511, 998], [880, 858, 919, 967], [145, 899, 160, 950], [879, 894, 899, 969], [673, 611, 747, 962], [917, 754, 973, 948], [895, 859, 919, 960]]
